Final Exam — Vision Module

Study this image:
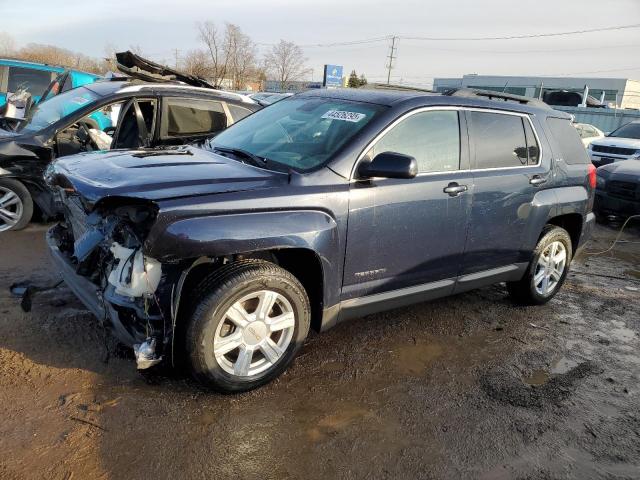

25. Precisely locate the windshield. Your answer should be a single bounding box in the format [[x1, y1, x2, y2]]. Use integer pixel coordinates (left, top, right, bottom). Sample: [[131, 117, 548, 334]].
[[18, 86, 99, 133], [208, 97, 385, 171], [608, 122, 640, 139]]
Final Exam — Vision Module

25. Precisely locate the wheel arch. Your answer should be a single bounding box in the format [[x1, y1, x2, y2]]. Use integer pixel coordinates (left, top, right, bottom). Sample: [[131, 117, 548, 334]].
[[546, 213, 583, 253], [524, 186, 588, 255], [169, 247, 325, 366]]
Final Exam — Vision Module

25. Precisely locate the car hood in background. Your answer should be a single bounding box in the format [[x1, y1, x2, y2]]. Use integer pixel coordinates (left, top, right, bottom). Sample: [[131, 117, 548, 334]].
[[590, 137, 640, 150], [48, 146, 287, 207], [116, 51, 217, 89], [597, 159, 640, 177]]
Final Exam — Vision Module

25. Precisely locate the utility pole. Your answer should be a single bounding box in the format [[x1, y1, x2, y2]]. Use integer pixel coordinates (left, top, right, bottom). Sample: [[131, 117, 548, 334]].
[[174, 48, 180, 69], [386, 36, 397, 85]]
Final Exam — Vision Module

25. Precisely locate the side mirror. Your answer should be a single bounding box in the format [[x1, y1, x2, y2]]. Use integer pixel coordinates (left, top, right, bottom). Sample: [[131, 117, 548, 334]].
[[358, 152, 418, 180]]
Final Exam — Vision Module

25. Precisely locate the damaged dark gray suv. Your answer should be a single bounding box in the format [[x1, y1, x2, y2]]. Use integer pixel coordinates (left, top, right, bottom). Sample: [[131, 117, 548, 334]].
[[47, 88, 596, 392]]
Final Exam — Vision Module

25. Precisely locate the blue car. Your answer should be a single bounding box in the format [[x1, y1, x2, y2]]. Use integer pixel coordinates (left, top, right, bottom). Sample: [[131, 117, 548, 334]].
[[0, 58, 101, 108]]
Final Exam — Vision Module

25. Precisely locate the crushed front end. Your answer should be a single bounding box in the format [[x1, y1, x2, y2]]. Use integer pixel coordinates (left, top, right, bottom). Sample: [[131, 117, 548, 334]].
[[47, 189, 176, 370]]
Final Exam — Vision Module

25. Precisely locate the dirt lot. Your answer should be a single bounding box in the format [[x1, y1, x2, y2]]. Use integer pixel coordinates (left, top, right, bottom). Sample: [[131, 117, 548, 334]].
[[0, 222, 639, 480]]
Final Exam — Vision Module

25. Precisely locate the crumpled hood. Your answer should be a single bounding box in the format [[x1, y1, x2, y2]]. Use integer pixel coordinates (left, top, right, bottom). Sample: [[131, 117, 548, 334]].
[[48, 146, 287, 207], [590, 136, 640, 150]]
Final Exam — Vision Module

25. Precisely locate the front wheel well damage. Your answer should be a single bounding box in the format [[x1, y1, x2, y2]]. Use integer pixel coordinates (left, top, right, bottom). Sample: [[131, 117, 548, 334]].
[[171, 248, 325, 361]]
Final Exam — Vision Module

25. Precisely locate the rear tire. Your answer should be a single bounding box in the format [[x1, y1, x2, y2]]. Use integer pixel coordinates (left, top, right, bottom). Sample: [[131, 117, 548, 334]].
[[507, 225, 573, 305], [185, 259, 310, 393], [0, 178, 33, 232]]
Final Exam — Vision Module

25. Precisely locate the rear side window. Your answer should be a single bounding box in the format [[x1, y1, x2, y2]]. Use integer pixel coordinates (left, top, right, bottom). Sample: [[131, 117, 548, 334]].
[[161, 98, 227, 137], [368, 110, 461, 173], [227, 104, 253, 123], [470, 111, 530, 168], [546, 117, 590, 164], [8, 67, 53, 98], [523, 119, 540, 165]]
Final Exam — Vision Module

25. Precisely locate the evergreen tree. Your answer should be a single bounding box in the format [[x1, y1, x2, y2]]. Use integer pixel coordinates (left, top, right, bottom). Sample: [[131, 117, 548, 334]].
[[348, 70, 360, 88]]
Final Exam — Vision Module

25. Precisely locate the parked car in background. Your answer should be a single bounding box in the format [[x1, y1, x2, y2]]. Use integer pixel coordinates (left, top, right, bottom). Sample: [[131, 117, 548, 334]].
[[46, 88, 595, 393], [0, 79, 260, 231], [0, 58, 101, 108], [588, 120, 640, 167], [574, 122, 604, 147], [595, 160, 640, 219]]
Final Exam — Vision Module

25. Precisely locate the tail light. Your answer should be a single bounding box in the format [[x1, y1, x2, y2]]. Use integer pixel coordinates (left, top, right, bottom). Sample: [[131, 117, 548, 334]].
[[587, 164, 597, 189]]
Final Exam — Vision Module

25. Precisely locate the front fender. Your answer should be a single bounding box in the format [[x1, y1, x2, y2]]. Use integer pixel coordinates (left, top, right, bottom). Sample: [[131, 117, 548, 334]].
[[146, 210, 339, 261], [145, 210, 341, 308]]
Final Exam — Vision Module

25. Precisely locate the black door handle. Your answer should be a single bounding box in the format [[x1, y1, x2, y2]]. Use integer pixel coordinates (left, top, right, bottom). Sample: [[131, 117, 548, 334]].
[[443, 182, 468, 197], [529, 175, 547, 186]]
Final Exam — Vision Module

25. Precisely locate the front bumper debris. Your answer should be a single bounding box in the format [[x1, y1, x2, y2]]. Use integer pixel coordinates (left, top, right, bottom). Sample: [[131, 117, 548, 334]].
[[47, 227, 167, 354]]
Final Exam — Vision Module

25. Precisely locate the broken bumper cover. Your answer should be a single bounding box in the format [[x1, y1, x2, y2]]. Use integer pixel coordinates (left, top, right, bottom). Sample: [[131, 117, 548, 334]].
[[47, 228, 106, 323], [46, 227, 160, 351]]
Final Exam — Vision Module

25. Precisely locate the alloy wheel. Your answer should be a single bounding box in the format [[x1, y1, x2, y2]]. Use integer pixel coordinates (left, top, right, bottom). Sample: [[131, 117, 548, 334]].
[[213, 290, 296, 377], [533, 240, 567, 295], [0, 186, 23, 232]]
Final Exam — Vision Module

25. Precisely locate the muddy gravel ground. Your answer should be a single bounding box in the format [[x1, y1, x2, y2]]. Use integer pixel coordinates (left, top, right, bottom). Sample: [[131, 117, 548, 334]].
[[0, 223, 639, 480]]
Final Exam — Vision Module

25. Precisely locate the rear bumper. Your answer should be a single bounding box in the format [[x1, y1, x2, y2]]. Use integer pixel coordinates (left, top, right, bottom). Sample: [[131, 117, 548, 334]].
[[594, 190, 640, 217], [578, 212, 595, 250]]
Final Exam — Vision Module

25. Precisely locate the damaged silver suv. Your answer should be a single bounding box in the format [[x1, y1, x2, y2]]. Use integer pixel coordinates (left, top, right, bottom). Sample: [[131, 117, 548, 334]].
[[46, 88, 595, 392]]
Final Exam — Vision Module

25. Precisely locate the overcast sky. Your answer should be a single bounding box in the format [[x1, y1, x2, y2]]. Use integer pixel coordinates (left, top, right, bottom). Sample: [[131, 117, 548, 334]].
[[2, 0, 639, 86]]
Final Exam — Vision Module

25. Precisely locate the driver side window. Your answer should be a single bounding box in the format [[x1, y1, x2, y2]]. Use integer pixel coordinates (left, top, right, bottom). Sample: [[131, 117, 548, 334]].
[[55, 101, 126, 157], [367, 110, 461, 173]]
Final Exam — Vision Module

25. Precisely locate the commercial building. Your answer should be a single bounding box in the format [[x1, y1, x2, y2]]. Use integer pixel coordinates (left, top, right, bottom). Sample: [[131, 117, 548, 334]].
[[433, 74, 640, 109]]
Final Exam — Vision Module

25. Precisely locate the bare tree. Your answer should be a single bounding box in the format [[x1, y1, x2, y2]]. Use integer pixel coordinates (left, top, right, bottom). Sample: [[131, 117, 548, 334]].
[[198, 21, 229, 87], [0, 32, 15, 56], [264, 40, 309, 90], [197, 21, 260, 89], [18, 43, 102, 73], [224, 23, 257, 90], [182, 49, 212, 78]]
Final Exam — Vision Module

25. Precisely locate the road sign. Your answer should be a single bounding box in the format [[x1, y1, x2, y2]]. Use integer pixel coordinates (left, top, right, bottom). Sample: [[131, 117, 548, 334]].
[[323, 65, 343, 88]]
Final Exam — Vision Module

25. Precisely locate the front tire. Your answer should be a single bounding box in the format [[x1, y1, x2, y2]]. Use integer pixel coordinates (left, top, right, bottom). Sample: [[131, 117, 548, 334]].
[[507, 225, 573, 305], [185, 260, 310, 393], [0, 178, 33, 232]]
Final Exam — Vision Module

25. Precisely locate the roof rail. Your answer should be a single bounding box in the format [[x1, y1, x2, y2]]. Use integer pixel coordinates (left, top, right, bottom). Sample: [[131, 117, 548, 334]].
[[443, 88, 551, 109], [360, 83, 436, 94]]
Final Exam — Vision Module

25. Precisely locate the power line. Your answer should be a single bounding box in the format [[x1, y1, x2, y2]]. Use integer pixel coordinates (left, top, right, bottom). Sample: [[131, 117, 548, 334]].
[[400, 23, 640, 41], [396, 43, 640, 55], [257, 36, 391, 48], [255, 23, 640, 48]]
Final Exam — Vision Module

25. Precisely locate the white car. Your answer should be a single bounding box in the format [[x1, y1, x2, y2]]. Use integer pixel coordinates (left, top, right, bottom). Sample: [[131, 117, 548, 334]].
[[588, 120, 640, 167], [574, 122, 604, 147]]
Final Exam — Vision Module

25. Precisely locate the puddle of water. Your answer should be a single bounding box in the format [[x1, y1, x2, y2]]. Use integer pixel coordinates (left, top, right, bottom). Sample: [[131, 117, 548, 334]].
[[393, 342, 443, 375], [195, 410, 217, 426], [624, 269, 640, 280], [522, 369, 549, 386], [566, 338, 595, 355], [610, 324, 637, 343], [306, 405, 370, 442], [551, 356, 579, 375]]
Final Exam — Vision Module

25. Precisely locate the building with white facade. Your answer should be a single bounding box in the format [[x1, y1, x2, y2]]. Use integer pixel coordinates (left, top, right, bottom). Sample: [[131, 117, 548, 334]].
[[433, 75, 640, 109]]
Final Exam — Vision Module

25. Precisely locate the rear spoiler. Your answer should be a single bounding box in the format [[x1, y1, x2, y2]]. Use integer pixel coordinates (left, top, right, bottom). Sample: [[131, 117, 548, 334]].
[[115, 51, 217, 90]]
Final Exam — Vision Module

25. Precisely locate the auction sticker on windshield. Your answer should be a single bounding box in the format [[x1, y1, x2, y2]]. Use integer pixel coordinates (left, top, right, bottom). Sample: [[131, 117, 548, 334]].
[[322, 110, 366, 122]]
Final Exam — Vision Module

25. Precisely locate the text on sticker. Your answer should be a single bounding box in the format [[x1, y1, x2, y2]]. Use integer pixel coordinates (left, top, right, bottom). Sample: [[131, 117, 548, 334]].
[[322, 110, 366, 122]]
